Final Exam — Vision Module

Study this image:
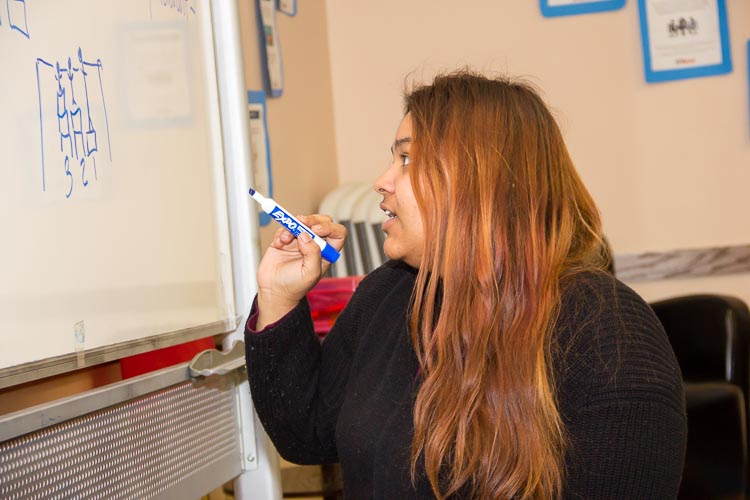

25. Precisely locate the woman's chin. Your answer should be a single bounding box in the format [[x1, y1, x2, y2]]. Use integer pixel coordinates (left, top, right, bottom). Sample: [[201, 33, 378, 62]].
[[382, 241, 395, 261]]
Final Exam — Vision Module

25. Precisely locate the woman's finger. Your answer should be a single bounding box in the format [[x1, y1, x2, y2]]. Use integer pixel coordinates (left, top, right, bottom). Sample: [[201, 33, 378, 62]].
[[309, 222, 347, 249]]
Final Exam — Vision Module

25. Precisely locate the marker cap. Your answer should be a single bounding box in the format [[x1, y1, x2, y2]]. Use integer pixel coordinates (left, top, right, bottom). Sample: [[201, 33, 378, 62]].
[[321, 244, 340, 263]]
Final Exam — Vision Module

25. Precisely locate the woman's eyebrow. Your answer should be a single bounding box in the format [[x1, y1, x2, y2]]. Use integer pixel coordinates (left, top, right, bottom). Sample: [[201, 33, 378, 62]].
[[390, 137, 412, 154]]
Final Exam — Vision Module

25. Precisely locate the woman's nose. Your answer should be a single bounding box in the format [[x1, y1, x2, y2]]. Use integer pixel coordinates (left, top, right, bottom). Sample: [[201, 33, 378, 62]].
[[373, 166, 395, 195]]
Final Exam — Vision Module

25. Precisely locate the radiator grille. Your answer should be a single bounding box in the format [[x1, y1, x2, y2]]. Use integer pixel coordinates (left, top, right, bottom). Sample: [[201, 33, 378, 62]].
[[0, 376, 241, 499]]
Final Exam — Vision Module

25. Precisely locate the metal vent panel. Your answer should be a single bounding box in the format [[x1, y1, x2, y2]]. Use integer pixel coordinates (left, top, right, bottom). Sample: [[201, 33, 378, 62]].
[[0, 376, 241, 499]]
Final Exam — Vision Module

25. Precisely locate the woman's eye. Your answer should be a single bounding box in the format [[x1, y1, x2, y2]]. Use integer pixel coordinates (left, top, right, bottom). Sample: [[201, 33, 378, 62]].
[[401, 154, 410, 167]]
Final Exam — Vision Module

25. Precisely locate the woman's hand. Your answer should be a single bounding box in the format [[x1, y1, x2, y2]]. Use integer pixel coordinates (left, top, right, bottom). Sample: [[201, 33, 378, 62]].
[[256, 214, 346, 329]]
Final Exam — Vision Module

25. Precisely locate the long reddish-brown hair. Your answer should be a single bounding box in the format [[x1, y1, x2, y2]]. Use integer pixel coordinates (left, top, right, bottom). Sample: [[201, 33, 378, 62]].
[[406, 71, 608, 498]]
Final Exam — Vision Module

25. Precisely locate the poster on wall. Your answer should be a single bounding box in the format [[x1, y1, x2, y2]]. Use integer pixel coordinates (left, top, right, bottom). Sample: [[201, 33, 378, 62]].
[[540, 0, 626, 17], [638, 0, 732, 83], [248, 91, 274, 227], [257, 0, 284, 96]]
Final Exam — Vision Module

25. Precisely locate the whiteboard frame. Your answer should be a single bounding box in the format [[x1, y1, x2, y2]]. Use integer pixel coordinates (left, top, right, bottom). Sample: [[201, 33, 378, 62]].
[[0, 0, 239, 389], [0, 318, 236, 389]]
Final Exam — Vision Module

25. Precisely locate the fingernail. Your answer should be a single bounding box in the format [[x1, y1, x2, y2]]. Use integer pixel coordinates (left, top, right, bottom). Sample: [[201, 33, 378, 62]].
[[300, 232, 312, 243], [312, 225, 322, 232]]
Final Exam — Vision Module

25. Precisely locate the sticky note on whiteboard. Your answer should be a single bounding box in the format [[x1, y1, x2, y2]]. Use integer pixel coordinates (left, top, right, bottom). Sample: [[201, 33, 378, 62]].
[[74, 320, 86, 368], [122, 25, 192, 125]]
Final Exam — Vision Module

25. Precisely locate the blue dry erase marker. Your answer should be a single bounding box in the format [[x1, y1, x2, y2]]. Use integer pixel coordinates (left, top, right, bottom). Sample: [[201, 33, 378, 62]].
[[249, 188, 340, 263]]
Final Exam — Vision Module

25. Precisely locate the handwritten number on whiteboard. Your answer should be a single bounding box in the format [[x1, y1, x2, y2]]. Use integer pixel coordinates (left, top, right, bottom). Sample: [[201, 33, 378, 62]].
[[80, 158, 88, 187], [64, 156, 73, 198]]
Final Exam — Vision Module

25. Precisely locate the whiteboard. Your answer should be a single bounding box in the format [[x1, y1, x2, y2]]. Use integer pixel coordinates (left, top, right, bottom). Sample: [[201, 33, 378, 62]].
[[0, 0, 236, 375]]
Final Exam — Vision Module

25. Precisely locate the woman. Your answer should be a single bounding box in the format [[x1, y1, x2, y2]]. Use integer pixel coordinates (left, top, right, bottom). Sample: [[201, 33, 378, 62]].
[[245, 71, 687, 498]]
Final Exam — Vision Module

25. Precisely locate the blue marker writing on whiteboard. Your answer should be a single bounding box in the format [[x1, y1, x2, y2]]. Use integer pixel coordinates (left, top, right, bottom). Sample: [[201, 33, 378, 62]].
[[249, 188, 341, 263]]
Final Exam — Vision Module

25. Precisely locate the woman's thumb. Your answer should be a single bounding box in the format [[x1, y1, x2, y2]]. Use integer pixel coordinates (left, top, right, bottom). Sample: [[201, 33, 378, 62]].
[[298, 232, 322, 270]]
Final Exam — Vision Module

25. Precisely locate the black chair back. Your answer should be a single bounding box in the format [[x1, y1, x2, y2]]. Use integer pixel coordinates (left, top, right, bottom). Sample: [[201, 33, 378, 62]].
[[651, 294, 750, 498]]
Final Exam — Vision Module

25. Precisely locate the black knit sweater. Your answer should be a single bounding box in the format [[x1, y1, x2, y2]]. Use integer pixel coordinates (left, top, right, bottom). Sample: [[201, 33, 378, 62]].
[[245, 260, 687, 498]]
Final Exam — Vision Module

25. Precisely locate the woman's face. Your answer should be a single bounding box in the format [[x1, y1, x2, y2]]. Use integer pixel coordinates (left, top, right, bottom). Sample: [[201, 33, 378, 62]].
[[373, 113, 425, 268]]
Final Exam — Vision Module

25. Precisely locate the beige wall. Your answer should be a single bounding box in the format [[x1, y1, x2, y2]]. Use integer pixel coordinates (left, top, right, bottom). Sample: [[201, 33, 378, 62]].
[[238, 1, 339, 249], [0, 362, 121, 416], [324, 1, 750, 304]]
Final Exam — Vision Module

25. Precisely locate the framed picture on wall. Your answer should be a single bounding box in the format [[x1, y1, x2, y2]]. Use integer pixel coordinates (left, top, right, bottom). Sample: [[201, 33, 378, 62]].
[[638, 0, 732, 83], [540, 0, 626, 17]]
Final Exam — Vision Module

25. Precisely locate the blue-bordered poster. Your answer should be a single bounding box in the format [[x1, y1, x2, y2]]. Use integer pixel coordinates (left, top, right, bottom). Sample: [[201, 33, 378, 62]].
[[638, 0, 732, 83], [540, 0, 625, 17], [257, 0, 284, 97]]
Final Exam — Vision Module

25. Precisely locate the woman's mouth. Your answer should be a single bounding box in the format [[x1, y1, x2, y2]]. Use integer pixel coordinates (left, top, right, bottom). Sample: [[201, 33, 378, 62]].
[[381, 207, 398, 231]]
